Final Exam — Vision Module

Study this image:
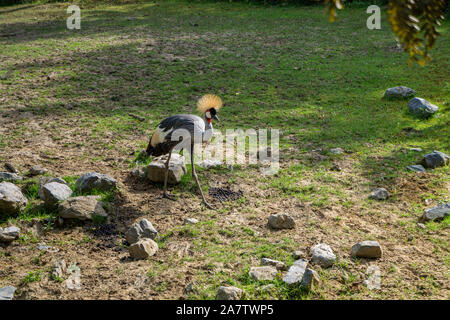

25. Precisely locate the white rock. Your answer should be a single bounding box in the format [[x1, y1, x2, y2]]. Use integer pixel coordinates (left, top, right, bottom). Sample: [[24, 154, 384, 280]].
[[282, 259, 308, 285], [0, 182, 28, 216], [0, 286, 16, 300], [0, 226, 20, 242], [42, 182, 73, 208], [249, 266, 278, 281], [311, 243, 336, 268], [183, 218, 199, 225], [128, 238, 158, 260], [216, 286, 243, 300]]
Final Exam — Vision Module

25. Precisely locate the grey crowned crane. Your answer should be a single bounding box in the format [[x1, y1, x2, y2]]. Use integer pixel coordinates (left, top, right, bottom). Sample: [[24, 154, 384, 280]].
[[146, 94, 223, 209]]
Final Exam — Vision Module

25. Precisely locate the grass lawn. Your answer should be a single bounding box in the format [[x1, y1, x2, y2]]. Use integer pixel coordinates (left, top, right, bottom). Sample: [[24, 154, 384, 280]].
[[0, 0, 449, 300]]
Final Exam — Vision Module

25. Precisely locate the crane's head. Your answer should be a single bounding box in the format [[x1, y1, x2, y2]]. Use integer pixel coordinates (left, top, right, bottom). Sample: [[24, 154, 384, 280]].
[[197, 94, 222, 124]]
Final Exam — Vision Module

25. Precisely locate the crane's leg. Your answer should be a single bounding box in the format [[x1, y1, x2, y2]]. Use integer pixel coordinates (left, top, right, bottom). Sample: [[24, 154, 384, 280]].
[[190, 143, 213, 209], [162, 149, 176, 201]]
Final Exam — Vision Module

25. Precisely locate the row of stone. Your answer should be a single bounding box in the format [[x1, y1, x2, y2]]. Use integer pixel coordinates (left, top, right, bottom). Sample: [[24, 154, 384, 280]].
[[0, 171, 117, 216], [216, 241, 382, 300], [384, 86, 438, 118]]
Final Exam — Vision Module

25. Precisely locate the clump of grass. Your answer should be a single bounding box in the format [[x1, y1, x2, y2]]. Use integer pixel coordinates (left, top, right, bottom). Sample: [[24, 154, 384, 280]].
[[21, 270, 41, 285]]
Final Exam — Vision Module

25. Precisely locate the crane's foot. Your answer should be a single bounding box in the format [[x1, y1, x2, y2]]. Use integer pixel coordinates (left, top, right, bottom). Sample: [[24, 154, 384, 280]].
[[161, 192, 176, 201]]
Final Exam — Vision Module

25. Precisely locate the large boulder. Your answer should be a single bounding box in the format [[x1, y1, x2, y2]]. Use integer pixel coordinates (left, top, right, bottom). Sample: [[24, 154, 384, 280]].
[[407, 97, 438, 117], [128, 238, 158, 260], [42, 182, 73, 208], [125, 218, 158, 244], [383, 86, 415, 99], [146, 153, 187, 184], [58, 196, 107, 220], [0, 182, 28, 216], [0, 172, 23, 182], [75, 172, 117, 193], [311, 243, 336, 268]]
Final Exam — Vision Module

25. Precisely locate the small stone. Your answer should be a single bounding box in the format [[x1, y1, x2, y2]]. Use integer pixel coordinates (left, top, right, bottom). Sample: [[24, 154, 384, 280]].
[[249, 266, 278, 281], [37, 243, 51, 251], [408, 97, 439, 117], [369, 188, 389, 200], [0, 286, 16, 300], [268, 213, 295, 230], [184, 282, 195, 294], [330, 148, 344, 154], [4, 162, 18, 173], [0, 172, 23, 182], [416, 223, 426, 229], [293, 250, 306, 260], [125, 219, 158, 244], [261, 258, 286, 271], [256, 284, 275, 292], [330, 164, 342, 171], [384, 86, 415, 99], [0, 226, 20, 242], [407, 165, 426, 173], [42, 182, 73, 208], [282, 259, 308, 285], [421, 202, 450, 222], [351, 241, 382, 258], [300, 268, 321, 291], [363, 265, 381, 290], [183, 218, 199, 225], [198, 159, 223, 169], [0, 182, 28, 216], [421, 152, 448, 169], [146, 153, 187, 184], [408, 147, 423, 152], [216, 286, 243, 300], [29, 165, 47, 176], [128, 238, 158, 260], [75, 172, 117, 193], [58, 196, 107, 221], [311, 243, 336, 268]]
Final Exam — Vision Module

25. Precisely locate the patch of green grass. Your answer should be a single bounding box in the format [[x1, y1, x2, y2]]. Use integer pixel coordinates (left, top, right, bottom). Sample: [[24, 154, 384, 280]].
[[21, 270, 41, 285]]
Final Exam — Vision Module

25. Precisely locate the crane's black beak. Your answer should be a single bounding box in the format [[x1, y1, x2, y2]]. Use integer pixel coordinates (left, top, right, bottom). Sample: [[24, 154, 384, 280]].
[[213, 115, 219, 122]]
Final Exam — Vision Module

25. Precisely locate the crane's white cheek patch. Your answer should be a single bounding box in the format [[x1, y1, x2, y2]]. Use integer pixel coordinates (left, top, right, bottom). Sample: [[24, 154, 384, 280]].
[[205, 111, 211, 118]]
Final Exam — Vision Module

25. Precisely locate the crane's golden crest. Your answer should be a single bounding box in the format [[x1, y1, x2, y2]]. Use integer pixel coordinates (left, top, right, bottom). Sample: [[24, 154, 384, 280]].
[[197, 94, 223, 114]]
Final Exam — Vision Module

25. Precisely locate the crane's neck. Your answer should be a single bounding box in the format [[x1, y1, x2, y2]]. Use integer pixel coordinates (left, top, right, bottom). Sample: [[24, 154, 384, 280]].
[[203, 116, 213, 142]]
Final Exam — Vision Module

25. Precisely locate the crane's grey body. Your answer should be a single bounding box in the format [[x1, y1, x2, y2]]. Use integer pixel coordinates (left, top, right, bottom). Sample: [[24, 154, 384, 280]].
[[146, 112, 217, 209]]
